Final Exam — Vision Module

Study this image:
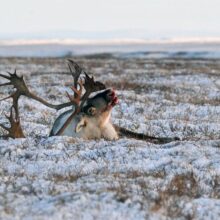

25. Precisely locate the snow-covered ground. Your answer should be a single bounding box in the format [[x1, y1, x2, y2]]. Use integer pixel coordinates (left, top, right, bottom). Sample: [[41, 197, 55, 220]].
[[0, 57, 220, 219]]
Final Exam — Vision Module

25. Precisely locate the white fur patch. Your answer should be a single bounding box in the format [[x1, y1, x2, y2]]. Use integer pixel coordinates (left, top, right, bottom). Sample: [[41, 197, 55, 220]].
[[88, 89, 109, 99]]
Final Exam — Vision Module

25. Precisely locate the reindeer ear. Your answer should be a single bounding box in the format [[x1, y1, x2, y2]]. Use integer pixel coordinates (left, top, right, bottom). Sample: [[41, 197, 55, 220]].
[[75, 118, 87, 133]]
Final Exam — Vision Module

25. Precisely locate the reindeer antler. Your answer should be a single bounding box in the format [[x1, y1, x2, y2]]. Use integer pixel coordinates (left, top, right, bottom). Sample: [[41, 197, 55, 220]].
[[0, 70, 29, 117], [67, 59, 106, 101], [67, 59, 83, 90], [0, 105, 25, 139], [0, 70, 74, 111], [0, 70, 25, 138]]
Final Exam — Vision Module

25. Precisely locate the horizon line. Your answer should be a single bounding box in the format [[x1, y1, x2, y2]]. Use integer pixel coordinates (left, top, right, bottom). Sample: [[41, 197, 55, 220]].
[[1, 37, 220, 46]]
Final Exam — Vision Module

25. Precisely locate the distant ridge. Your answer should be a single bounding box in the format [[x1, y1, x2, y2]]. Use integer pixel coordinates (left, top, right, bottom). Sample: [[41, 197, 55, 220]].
[[1, 41, 220, 58]]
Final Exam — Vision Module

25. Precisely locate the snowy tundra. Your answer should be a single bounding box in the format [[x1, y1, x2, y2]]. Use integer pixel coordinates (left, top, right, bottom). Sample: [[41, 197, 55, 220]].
[[0, 56, 220, 220]]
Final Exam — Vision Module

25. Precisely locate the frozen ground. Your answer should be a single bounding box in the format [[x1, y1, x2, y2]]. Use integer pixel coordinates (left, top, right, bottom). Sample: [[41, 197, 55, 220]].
[[0, 56, 220, 219]]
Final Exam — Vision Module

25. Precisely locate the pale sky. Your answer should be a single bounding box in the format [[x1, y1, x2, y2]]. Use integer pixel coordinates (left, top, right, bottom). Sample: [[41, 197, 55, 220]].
[[0, 0, 220, 38]]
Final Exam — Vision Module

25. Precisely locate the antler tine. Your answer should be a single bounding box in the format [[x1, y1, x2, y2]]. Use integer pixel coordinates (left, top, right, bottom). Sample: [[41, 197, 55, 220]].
[[68, 60, 83, 82], [66, 80, 83, 107], [66, 90, 79, 107], [0, 73, 10, 80], [71, 82, 83, 98], [67, 59, 85, 99]]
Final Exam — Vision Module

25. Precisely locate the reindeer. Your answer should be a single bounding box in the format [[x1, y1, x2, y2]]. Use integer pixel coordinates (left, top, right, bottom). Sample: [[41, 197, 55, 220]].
[[0, 60, 178, 144], [49, 64, 119, 140]]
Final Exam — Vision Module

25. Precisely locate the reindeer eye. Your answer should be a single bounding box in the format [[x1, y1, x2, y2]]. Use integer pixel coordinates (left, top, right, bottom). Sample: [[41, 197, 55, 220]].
[[88, 107, 96, 116]]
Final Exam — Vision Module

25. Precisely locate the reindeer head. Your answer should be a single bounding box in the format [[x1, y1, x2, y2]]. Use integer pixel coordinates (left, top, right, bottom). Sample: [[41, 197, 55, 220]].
[[50, 60, 119, 138], [81, 89, 118, 126]]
